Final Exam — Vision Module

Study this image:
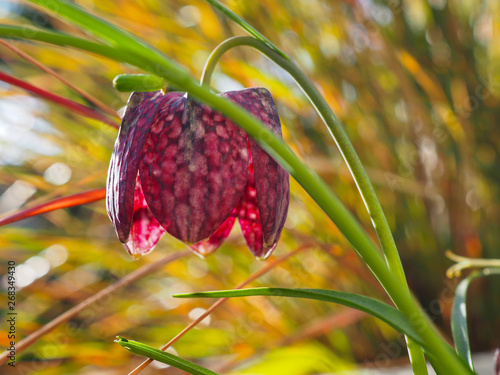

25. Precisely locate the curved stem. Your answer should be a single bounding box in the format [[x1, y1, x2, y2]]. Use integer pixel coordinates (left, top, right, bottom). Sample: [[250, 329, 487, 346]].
[[203, 0, 288, 59], [202, 36, 427, 374], [203, 37, 404, 281]]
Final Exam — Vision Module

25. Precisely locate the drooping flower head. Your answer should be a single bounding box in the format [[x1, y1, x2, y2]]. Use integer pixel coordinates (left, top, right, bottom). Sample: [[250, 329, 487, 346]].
[[106, 88, 289, 259]]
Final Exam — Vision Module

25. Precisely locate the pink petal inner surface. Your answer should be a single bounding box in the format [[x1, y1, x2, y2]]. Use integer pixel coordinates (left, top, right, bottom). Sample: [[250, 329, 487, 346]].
[[237, 160, 272, 259], [124, 177, 166, 256], [190, 208, 237, 256]]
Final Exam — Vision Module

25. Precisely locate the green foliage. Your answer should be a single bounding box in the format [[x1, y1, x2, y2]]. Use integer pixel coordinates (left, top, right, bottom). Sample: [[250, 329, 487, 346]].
[[116, 337, 220, 375], [174, 287, 425, 346], [451, 269, 500, 371]]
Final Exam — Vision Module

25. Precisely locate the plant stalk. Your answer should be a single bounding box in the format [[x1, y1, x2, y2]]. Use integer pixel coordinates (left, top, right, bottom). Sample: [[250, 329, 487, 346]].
[[201, 36, 428, 374]]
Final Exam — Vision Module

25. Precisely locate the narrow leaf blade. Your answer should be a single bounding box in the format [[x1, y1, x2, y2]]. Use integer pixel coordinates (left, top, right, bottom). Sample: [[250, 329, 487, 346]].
[[451, 268, 500, 371], [25, 0, 183, 75], [174, 287, 425, 348], [115, 337, 220, 375]]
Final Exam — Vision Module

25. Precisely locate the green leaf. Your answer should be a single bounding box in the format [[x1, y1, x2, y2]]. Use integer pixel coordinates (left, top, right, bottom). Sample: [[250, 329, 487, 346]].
[[173, 287, 425, 348], [27, 0, 154, 53], [115, 337, 220, 375], [451, 268, 500, 371], [0, 25, 129, 62], [25, 0, 186, 78], [204, 0, 288, 59]]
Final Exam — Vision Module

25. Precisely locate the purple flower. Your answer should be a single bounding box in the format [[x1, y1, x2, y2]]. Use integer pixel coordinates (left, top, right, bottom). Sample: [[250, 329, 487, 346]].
[[106, 88, 289, 259]]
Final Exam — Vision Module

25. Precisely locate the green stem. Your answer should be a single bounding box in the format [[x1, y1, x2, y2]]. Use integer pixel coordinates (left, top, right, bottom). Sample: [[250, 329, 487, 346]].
[[0, 26, 130, 63], [201, 36, 428, 374], [203, 0, 288, 59], [202, 37, 404, 281]]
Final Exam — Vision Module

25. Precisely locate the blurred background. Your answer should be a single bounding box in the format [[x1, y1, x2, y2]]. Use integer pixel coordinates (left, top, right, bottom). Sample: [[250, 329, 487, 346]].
[[0, 0, 499, 373]]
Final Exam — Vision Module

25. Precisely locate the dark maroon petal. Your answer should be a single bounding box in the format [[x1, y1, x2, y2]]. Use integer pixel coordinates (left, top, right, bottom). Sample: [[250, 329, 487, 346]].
[[224, 88, 289, 257], [190, 208, 237, 256], [124, 177, 166, 256], [139, 95, 249, 244], [106, 91, 183, 243]]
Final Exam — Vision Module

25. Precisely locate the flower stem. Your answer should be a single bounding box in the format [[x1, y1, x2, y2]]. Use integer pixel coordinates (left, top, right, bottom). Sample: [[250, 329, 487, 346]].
[[201, 36, 428, 374], [202, 37, 404, 281]]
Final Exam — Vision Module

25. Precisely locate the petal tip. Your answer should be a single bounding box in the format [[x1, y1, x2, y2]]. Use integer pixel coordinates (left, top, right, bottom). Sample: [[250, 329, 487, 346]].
[[123, 241, 157, 258], [190, 243, 219, 258], [253, 244, 277, 261]]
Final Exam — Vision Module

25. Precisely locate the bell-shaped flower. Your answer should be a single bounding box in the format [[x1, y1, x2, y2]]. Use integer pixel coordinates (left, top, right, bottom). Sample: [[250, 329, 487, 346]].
[[106, 88, 289, 259]]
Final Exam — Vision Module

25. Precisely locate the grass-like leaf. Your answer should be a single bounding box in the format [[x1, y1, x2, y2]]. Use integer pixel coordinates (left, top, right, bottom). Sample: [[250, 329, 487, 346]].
[[27, 1, 159, 56], [174, 287, 425, 348], [451, 268, 500, 371], [204, 0, 288, 59], [0, 25, 135, 63], [25, 0, 185, 78], [115, 337, 220, 375]]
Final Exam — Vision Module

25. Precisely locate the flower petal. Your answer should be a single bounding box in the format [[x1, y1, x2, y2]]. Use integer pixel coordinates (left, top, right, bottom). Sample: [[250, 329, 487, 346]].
[[139, 95, 249, 244], [190, 209, 237, 257], [224, 88, 289, 257], [237, 162, 270, 258], [106, 91, 182, 243], [124, 177, 166, 256]]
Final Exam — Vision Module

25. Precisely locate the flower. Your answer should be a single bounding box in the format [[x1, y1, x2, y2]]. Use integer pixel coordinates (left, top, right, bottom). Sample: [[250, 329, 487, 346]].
[[106, 88, 289, 259]]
